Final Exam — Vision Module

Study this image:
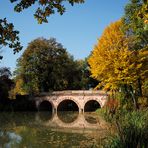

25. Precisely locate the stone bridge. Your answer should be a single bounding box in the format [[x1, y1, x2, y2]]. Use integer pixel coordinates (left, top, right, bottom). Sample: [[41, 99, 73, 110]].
[[34, 90, 108, 113]]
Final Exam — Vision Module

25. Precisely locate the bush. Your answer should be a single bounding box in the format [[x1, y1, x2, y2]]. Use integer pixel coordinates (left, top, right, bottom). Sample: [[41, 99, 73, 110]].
[[103, 110, 148, 148]]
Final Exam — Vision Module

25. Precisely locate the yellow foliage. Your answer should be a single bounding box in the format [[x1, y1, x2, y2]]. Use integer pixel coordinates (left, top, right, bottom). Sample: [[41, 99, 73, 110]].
[[88, 20, 148, 91], [9, 78, 27, 99]]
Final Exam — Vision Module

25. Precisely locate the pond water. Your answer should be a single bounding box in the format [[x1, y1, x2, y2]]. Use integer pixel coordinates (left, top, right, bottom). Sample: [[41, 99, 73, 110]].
[[0, 112, 112, 148]]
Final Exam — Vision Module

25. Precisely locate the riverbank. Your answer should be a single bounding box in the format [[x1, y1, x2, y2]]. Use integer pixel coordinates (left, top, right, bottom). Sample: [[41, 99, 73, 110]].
[[97, 107, 148, 147], [0, 95, 37, 111]]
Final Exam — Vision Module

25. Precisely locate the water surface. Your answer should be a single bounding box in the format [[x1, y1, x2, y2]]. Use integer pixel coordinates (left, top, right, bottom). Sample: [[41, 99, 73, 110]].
[[0, 112, 111, 148]]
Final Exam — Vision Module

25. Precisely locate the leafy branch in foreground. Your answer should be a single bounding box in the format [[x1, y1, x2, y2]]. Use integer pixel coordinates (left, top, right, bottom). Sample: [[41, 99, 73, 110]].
[[10, 0, 85, 24], [0, 18, 22, 59]]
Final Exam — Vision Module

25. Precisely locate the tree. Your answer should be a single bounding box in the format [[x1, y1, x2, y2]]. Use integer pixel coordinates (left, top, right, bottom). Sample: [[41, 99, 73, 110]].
[[74, 59, 98, 89], [137, 0, 148, 30], [14, 37, 86, 94], [14, 37, 97, 94], [122, 0, 148, 97], [0, 67, 13, 101], [88, 20, 148, 109], [9, 77, 27, 99], [0, 18, 22, 59], [122, 0, 148, 49], [10, 0, 85, 24]]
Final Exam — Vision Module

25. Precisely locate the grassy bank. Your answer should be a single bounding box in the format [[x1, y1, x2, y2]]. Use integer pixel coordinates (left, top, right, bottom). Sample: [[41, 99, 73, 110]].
[[97, 107, 148, 148]]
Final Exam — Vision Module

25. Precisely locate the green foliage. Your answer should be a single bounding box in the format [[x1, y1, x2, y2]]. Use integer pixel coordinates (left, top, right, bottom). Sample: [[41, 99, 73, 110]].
[[0, 67, 13, 101], [99, 94, 148, 147], [138, 0, 148, 24], [10, 0, 85, 24], [0, 18, 22, 59], [14, 38, 69, 93], [138, 96, 148, 108], [14, 37, 92, 94], [103, 110, 148, 148], [122, 0, 148, 49], [74, 59, 98, 90]]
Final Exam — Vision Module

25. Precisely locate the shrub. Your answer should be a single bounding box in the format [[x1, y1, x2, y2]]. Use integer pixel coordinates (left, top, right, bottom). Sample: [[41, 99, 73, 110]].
[[104, 110, 148, 148]]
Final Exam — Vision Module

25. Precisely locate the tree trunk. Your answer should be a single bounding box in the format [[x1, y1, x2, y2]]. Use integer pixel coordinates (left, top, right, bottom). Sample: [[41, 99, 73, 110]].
[[129, 85, 138, 110], [137, 78, 142, 97]]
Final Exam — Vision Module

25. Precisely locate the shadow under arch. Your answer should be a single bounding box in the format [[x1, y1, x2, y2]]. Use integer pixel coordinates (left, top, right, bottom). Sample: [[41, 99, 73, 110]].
[[37, 100, 53, 122], [57, 99, 79, 112], [38, 100, 53, 112], [84, 100, 101, 112], [57, 99, 79, 123]]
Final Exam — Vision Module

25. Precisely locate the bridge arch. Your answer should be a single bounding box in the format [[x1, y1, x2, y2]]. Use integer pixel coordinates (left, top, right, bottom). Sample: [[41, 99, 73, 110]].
[[57, 98, 80, 112], [84, 99, 101, 112], [38, 100, 54, 112]]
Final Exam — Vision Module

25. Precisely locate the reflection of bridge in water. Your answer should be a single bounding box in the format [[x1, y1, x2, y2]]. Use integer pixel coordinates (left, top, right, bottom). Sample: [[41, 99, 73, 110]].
[[35, 112, 108, 131], [33, 91, 109, 133], [34, 90, 108, 113]]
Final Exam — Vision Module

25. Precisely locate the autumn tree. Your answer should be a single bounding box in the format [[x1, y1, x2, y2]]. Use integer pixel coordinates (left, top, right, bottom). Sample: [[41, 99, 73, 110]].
[[9, 77, 27, 99], [88, 20, 148, 109], [14, 37, 90, 94]]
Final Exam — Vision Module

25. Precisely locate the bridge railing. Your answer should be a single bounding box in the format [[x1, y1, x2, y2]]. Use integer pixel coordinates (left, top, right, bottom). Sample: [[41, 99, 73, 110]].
[[36, 90, 108, 96]]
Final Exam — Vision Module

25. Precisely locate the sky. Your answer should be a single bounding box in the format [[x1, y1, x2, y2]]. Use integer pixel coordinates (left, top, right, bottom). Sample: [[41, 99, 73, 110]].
[[0, 0, 129, 72]]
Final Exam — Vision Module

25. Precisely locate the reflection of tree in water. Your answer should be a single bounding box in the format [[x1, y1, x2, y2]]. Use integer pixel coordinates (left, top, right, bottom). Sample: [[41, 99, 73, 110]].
[[57, 111, 79, 123], [0, 131, 22, 148], [0, 112, 109, 147], [0, 112, 36, 128], [0, 126, 102, 148], [0, 131, 8, 147]]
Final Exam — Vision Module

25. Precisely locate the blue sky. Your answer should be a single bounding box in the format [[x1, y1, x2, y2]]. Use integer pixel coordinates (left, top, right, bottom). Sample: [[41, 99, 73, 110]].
[[0, 0, 129, 72]]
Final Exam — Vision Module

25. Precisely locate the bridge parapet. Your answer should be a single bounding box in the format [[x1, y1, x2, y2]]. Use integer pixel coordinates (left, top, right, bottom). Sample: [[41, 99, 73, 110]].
[[36, 90, 108, 97]]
